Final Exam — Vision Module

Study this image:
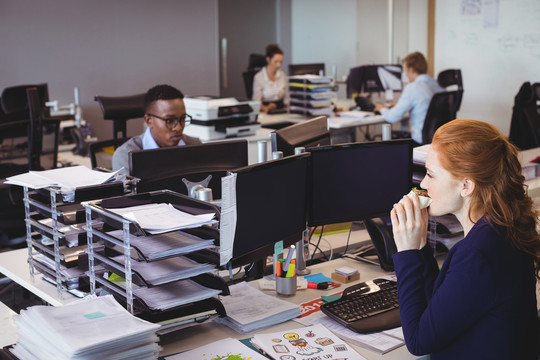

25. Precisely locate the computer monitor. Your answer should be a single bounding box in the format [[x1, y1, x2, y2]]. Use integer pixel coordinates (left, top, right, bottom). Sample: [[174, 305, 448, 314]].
[[307, 140, 412, 227], [347, 64, 403, 96], [228, 153, 310, 270], [130, 139, 248, 199], [289, 63, 326, 76], [270, 116, 331, 157]]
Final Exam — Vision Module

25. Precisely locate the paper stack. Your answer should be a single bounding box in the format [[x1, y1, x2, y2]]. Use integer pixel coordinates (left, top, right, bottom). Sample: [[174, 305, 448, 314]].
[[215, 281, 301, 333], [10, 295, 161, 360], [164, 338, 267, 360], [107, 203, 216, 234]]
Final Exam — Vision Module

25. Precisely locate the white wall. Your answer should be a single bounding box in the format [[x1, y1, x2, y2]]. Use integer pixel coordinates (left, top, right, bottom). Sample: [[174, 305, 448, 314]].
[[0, 0, 220, 140], [291, 0, 357, 82], [408, 0, 428, 57], [435, 0, 540, 135]]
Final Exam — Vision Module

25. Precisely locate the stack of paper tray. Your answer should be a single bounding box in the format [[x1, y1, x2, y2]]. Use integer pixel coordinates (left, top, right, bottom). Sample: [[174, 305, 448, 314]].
[[289, 74, 335, 117], [83, 190, 229, 334]]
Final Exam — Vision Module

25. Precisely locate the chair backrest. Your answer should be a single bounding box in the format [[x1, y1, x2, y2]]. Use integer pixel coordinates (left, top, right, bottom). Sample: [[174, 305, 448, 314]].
[[437, 69, 464, 113], [422, 91, 460, 144], [509, 82, 540, 150], [242, 70, 258, 99], [437, 69, 463, 90], [89, 137, 131, 170], [248, 53, 266, 71], [94, 93, 145, 140]]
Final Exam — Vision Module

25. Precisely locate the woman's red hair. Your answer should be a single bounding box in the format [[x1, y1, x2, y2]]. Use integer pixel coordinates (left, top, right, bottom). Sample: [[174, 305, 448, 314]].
[[432, 119, 540, 278]]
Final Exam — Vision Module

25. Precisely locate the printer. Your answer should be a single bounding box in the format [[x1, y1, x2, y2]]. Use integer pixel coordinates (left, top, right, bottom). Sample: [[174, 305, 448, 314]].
[[183, 96, 261, 140]]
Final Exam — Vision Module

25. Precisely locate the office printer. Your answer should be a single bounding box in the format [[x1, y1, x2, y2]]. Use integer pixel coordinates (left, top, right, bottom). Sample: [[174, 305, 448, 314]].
[[183, 96, 261, 140]]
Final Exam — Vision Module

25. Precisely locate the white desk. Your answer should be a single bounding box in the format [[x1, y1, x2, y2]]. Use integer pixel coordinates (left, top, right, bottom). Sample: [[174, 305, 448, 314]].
[[0, 300, 18, 347], [159, 257, 423, 360], [0, 248, 79, 307]]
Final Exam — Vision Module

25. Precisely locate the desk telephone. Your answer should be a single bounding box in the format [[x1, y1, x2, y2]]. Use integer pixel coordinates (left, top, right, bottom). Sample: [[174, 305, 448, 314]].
[[364, 215, 460, 271]]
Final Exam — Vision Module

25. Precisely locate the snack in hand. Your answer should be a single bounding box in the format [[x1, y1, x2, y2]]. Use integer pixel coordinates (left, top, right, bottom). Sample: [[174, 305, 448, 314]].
[[407, 187, 432, 209]]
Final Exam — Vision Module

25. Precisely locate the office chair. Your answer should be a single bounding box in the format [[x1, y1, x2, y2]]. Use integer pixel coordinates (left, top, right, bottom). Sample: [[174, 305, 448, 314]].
[[0, 87, 56, 250], [509, 82, 540, 150], [248, 53, 266, 71], [421, 90, 460, 144], [94, 93, 145, 140], [89, 137, 131, 170], [242, 70, 258, 99], [437, 69, 464, 114]]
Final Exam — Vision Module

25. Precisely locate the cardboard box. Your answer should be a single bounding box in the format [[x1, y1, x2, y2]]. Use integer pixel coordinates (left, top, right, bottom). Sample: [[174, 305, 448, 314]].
[[331, 272, 360, 283]]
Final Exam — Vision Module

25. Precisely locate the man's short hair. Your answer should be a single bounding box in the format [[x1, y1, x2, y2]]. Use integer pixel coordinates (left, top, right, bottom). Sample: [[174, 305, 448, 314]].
[[144, 84, 184, 112], [403, 52, 428, 75]]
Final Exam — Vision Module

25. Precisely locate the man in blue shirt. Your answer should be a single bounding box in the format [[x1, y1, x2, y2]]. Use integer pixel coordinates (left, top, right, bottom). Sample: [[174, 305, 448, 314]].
[[374, 52, 444, 145], [112, 84, 201, 174]]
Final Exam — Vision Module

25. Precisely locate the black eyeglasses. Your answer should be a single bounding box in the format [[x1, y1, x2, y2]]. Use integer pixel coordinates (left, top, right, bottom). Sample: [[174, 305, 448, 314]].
[[147, 113, 192, 129]]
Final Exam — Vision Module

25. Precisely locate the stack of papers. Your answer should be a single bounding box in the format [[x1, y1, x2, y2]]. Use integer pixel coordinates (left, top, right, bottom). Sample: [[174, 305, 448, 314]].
[[10, 295, 161, 360], [251, 324, 366, 360], [109, 254, 215, 286], [132, 279, 221, 311], [5, 165, 120, 190], [107, 229, 215, 261], [215, 281, 301, 333], [107, 203, 216, 234]]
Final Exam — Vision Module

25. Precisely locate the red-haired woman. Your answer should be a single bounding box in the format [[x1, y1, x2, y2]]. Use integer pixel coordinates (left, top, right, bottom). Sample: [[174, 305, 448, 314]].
[[391, 119, 539, 359]]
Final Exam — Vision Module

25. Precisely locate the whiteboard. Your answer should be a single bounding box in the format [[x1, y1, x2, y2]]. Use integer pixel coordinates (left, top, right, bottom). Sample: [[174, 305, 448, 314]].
[[435, 0, 540, 135]]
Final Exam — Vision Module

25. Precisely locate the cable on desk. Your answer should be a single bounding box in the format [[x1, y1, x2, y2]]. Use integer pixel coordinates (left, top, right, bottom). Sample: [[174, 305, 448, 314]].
[[342, 223, 353, 255], [311, 225, 325, 261]]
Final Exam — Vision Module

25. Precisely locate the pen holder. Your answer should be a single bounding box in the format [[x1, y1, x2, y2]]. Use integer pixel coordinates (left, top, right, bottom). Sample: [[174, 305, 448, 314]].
[[276, 275, 297, 296]]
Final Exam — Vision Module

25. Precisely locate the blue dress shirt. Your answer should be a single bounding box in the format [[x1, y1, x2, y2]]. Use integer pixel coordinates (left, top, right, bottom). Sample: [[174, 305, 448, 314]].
[[380, 74, 444, 144], [392, 217, 537, 359]]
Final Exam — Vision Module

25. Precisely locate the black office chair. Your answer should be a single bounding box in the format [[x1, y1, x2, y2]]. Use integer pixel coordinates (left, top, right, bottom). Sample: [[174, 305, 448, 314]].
[[421, 90, 460, 144], [242, 70, 259, 99], [509, 82, 540, 150], [94, 93, 145, 140], [0, 86, 57, 250], [241, 53, 267, 99], [437, 69, 464, 113], [248, 53, 266, 71], [89, 137, 131, 170]]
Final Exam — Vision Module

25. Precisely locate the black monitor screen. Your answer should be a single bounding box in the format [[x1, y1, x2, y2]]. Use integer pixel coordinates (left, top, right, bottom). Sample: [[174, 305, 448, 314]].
[[130, 140, 248, 199], [289, 63, 325, 76], [347, 64, 402, 96], [307, 140, 412, 227], [230, 154, 309, 265], [271, 116, 331, 157]]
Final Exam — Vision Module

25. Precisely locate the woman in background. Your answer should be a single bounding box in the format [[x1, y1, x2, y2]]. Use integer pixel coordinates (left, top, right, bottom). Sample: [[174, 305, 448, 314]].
[[391, 119, 539, 359], [252, 44, 289, 113]]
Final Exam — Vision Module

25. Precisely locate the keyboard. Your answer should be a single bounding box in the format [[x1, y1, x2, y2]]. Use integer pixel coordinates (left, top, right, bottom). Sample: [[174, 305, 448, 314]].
[[320, 278, 400, 333]]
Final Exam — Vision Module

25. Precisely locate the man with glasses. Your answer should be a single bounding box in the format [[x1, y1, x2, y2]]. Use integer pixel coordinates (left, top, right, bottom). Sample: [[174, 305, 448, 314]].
[[112, 84, 201, 174]]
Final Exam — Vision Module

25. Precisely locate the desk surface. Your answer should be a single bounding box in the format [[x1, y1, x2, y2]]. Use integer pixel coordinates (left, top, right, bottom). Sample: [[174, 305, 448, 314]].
[[0, 300, 17, 347], [0, 248, 80, 307], [159, 257, 421, 360]]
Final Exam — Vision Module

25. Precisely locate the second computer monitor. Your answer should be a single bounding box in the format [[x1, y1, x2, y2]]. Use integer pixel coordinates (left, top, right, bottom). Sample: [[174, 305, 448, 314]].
[[130, 139, 248, 199], [270, 116, 331, 157], [307, 140, 412, 227], [229, 153, 310, 267]]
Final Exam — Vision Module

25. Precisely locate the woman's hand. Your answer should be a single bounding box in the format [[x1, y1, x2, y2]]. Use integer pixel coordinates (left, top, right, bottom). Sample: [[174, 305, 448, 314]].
[[390, 192, 429, 251]]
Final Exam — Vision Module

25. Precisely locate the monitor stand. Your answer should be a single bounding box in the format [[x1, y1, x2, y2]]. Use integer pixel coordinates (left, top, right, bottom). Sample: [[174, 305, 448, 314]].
[[182, 175, 212, 198]]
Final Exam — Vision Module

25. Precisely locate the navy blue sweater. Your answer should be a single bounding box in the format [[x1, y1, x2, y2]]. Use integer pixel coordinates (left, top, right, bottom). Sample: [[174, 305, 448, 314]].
[[393, 217, 537, 359]]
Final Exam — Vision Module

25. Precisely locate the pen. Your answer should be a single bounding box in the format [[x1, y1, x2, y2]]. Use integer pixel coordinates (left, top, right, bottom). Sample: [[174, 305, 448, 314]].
[[282, 245, 295, 274]]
